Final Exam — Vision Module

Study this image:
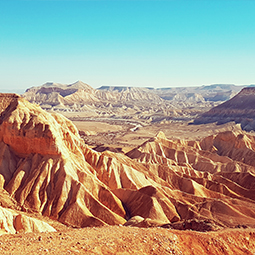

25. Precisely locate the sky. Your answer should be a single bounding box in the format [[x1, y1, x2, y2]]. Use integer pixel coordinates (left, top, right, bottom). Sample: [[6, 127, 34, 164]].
[[0, 0, 255, 93]]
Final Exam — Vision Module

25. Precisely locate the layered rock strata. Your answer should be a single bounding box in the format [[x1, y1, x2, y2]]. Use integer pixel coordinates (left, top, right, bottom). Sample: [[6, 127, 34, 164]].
[[0, 94, 126, 228]]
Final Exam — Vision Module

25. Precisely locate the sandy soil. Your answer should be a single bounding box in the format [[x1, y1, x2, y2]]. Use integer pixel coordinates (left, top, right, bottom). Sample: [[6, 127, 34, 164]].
[[0, 226, 254, 255], [73, 121, 124, 133], [72, 119, 244, 152]]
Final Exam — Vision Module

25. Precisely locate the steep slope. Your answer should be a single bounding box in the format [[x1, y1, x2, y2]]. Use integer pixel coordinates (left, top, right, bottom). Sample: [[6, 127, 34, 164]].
[[194, 87, 255, 131], [126, 131, 255, 228], [0, 93, 184, 228], [0, 93, 126, 228], [0, 187, 56, 235]]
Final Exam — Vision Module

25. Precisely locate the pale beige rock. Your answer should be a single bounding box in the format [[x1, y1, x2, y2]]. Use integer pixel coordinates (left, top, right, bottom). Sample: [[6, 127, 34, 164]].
[[0, 206, 56, 235], [123, 215, 144, 226]]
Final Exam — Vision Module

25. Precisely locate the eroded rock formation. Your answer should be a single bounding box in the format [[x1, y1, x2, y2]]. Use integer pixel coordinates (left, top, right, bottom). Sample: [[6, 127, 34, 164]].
[[0, 206, 56, 235], [126, 130, 255, 228], [1, 93, 255, 233], [0, 93, 126, 229]]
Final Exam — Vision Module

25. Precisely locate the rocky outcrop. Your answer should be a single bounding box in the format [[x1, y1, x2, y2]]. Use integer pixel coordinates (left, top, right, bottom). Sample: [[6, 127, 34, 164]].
[[193, 87, 255, 131], [0, 93, 126, 228], [162, 219, 223, 232], [0, 206, 56, 235], [124, 215, 170, 228]]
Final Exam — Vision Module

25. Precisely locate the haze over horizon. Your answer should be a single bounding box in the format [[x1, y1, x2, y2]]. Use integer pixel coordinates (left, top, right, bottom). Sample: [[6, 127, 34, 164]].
[[0, 0, 254, 92]]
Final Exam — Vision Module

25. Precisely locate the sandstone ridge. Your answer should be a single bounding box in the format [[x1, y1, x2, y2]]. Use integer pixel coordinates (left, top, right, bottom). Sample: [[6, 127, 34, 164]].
[[194, 87, 255, 131], [0, 93, 126, 230]]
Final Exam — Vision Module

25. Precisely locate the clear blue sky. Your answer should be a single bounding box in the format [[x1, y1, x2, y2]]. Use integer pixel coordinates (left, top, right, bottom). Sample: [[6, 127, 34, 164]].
[[0, 0, 255, 92]]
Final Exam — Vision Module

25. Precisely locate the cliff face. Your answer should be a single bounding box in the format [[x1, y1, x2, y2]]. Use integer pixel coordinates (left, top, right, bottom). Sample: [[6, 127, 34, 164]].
[[194, 87, 255, 130], [2, 93, 255, 231]]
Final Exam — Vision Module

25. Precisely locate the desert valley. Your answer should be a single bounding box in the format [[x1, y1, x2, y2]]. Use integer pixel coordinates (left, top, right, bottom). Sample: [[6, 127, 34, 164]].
[[0, 81, 254, 254]]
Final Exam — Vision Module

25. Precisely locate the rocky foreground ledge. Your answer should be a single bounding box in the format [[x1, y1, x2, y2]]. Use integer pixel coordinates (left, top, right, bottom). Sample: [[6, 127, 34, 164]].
[[0, 226, 254, 255]]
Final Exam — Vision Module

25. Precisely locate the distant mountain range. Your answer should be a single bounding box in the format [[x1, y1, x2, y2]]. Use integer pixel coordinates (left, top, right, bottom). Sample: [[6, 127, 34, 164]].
[[99, 83, 247, 102], [22, 81, 250, 122]]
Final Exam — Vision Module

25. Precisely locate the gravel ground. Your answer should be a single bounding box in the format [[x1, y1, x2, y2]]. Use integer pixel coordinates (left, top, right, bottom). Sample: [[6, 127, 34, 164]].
[[0, 226, 255, 255]]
